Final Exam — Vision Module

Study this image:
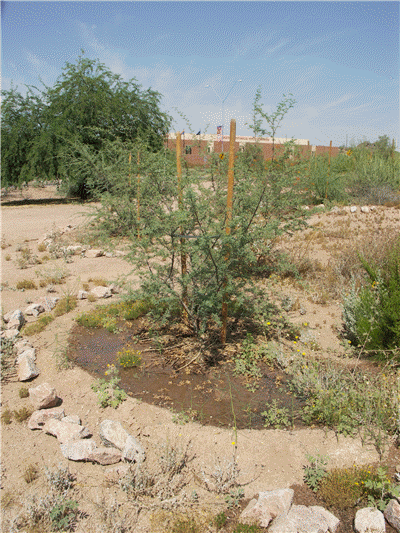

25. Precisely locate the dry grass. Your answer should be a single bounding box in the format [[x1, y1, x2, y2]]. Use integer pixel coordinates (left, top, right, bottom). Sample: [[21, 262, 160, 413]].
[[16, 279, 37, 290]]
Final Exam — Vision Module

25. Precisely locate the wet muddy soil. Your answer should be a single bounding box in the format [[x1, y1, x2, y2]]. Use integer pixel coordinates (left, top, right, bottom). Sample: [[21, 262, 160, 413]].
[[67, 320, 307, 430]]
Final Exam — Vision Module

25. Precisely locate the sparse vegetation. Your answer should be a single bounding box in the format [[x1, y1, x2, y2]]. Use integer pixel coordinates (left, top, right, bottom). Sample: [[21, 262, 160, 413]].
[[91, 364, 127, 408], [16, 279, 37, 290], [22, 313, 54, 335], [19, 386, 29, 398], [13, 406, 33, 422], [23, 464, 39, 484]]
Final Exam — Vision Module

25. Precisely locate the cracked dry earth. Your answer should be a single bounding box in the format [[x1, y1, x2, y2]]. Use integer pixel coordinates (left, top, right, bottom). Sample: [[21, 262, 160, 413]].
[[1, 186, 399, 532]]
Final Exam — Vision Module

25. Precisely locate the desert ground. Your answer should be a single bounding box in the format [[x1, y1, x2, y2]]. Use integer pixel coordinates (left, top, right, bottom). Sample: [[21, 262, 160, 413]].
[[1, 185, 399, 532]]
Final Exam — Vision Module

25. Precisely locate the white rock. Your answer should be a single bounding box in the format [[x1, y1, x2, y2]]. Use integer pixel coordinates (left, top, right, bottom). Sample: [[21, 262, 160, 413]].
[[1, 329, 20, 340], [99, 420, 145, 463], [309, 506, 340, 533], [14, 339, 33, 354], [38, 296, 59, 312], [240, 488, 294, 528], [66, 245, 84, 255], [28, 407, 65, 430], [62, 415, 81, 425], [269, 505, 332, 533], [77, 290, 88, 300], [17, 348, 36, 363], [85, 249, 103, 258], [90, 286, 112, 299], [122, 435, 146, 463], [361, 206, 370, 213], [43, 418, 91, 443], [29, 382, 59, 410], [18, 354, 40, 381], [60, 439, 98, 461], [24, 304, 45, 317], [350, 205, 357, 213], [3, 309, 25, 325], [354, 507, 385, 533]]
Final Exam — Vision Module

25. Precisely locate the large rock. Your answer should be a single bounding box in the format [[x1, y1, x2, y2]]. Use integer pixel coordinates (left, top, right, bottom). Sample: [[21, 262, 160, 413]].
[[43, 418, 91, 443], [38, 296, 59, 312], [17, 347, 36, 363], [384, 499, 400, 531], [28, 407, 65, 430], [88, 446, 122, 465], [60, 439, 98, 461], [24, 304, 45, 317], [90, 286, 112, 299], [269, 504, 338, 533], [240, 489, 294, 528], [14, 339, 33, 354], [4, 310, 26, 331], [1, 329, 20, 340], [29, 382, 59, 410], [60, 439, 121, 465], [99, 420, 145, 463], [18, 354, 40, 381], [354, 507, 385, 533]]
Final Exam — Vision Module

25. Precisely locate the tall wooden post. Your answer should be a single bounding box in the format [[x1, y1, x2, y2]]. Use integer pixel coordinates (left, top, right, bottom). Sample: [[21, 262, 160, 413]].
[[221, 119, 236, 345], [129, 152, 132, 187], [137, 151, 141, 240], [326, 140, 332, 199], [176, 133, 188, 321]]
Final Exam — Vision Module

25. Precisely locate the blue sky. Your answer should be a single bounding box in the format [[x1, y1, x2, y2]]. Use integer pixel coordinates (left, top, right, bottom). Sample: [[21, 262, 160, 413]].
[[2, 1, 399, 148]]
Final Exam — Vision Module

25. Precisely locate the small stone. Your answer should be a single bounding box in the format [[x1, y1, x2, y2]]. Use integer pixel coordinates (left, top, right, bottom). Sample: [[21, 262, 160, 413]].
[[77, 290, 88, 300], [60, 439, 97, 461], [350, 205, 357, 213], [384, 499, 400, 531], [88, 446, 122, 465], [1, 329, 20, 340], [360, 206, 370, 214], [85, 249, 103, 258], [354, 507, 385, 533], [17, 348, 36, 363]]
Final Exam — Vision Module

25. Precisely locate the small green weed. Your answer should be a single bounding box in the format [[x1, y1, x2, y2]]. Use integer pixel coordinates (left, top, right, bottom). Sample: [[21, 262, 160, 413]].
[[49, 498, 79, 531], [19, 386, 29, 398], [233, 333, 262, 385], [116, 347, 142, 368], [169, 515, 201, 533], [261, 399, 290, 429], [213, 512, 227, 530], [233, 524, 263, 533], [16, 279, 37, 290], [303, 452, 329, 492], [172, 409, 191, 425], [37, 243, 47, 252], [91, 364, 127, 408], [5, 254, 11, 261], [363, 465, 400, 510], [225, 488, 245, 508]]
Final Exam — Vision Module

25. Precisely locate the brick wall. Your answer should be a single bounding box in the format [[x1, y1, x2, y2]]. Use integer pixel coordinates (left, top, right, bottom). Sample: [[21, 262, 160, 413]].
[[164, 138, 341, 167]]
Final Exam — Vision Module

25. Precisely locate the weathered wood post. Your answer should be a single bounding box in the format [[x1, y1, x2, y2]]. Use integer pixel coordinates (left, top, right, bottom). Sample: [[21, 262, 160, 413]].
[[221, 119, 236, 345], [176, 132, 188, 321]]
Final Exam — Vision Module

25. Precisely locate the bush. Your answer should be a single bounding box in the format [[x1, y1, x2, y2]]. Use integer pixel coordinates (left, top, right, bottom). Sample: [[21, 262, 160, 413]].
[[342, 235, 400, 356]]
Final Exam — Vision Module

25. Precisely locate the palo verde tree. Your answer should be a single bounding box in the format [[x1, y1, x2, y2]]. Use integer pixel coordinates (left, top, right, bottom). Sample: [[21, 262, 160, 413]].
[[247, 86, 296, 161], [88, 113, 310, 344]]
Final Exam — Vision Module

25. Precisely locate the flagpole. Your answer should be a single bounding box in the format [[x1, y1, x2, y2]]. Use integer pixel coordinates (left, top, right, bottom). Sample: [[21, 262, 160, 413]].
[[206, 80, 242, 152]]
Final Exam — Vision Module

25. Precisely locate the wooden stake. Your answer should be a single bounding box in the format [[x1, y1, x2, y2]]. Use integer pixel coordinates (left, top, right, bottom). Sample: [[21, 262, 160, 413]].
[[137, 151, 141, 240], [326, 140, 332, 199], [176, 133, 188, 321], [221, 119, 236, 345]]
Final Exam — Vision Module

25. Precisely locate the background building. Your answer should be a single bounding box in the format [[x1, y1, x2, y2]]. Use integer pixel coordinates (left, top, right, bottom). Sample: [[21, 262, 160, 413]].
[[165, 133, 341, 167]]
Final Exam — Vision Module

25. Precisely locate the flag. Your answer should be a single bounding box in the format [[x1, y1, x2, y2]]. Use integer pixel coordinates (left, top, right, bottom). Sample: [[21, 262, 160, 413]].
[[196, 130, 201, 135], [181, 130, 185, 135], [217, 125, 222, 141]]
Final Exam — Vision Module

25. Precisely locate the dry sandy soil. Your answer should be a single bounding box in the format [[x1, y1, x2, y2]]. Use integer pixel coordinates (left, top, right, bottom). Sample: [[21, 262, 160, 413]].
[[1, 185, 399, 532]]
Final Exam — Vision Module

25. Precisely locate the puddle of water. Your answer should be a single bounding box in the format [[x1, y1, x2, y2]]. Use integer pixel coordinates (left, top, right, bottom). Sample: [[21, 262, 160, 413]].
[[68, 321, 306, 430]]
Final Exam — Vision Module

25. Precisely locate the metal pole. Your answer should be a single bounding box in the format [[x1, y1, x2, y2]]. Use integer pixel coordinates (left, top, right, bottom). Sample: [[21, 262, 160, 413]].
[[221, 119, 236, 345]]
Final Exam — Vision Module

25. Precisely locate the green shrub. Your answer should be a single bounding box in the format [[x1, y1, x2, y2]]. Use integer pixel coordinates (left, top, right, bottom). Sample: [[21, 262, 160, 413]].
[[342, 238, 400, 356], [91, 364, 127, 408], [53, 295, 78, 317], [303, 453, 329, 492], [49, 498, 79, 531], [261, 399, 290, 429]]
